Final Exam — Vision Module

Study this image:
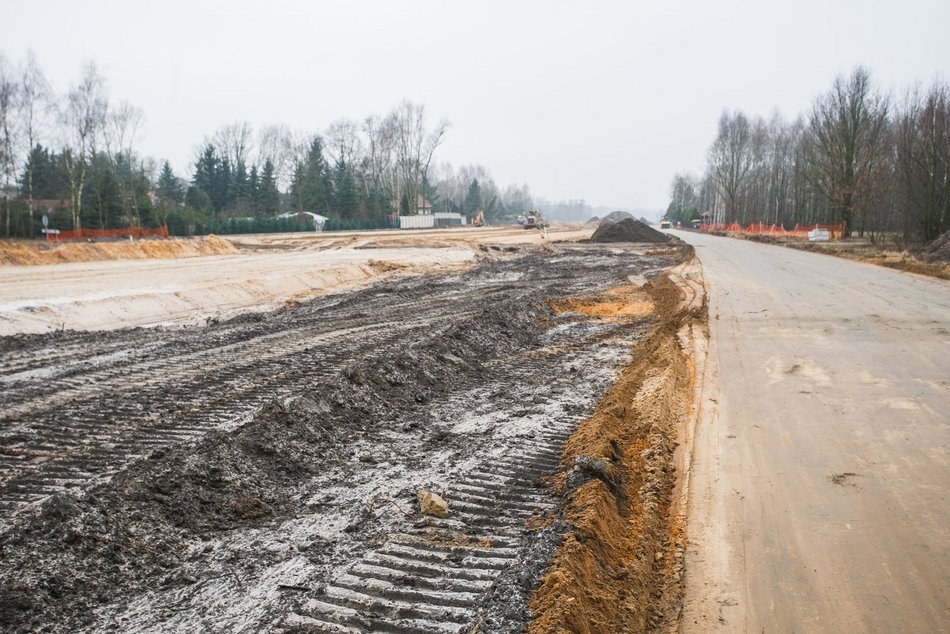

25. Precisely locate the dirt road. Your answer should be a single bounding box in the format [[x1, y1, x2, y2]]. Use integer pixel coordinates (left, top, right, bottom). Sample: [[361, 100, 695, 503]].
[[0, 241, 681, 632], [676, 231, 950, 632]]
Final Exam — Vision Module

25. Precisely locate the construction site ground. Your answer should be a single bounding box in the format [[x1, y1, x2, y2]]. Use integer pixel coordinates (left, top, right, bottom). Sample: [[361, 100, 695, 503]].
[[0, 229, 701, 633], [0, 226, 593, 336]]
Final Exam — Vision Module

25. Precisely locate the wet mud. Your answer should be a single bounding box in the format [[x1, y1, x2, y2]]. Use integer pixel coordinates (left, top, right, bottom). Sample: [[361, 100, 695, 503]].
[[0, 242, 688, 633]]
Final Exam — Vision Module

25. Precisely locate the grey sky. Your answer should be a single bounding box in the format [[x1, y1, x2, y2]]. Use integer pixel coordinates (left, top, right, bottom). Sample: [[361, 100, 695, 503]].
[[2, 0, 948, 211]]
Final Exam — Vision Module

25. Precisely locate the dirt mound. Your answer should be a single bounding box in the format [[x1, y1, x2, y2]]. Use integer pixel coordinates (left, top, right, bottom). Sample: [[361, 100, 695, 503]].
[[599, 211, 634, 225], [586, 216, 600, 224], [591, 217, 672, 243], [528, 271, 702, 633], [921, 230, 950, 263], [0, 235, 238, 266]]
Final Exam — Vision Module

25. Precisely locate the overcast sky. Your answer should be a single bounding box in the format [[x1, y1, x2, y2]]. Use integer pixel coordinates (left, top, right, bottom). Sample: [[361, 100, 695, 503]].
[[2, 0, 948, 211]]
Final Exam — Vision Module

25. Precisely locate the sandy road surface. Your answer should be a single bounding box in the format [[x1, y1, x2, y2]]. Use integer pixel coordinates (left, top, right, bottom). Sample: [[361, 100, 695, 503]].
[[677, 231, 950, 632], [0, 225, 592, 336]]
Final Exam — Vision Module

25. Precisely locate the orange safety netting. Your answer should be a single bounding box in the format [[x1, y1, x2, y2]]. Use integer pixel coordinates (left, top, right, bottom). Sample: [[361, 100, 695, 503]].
[[699, 222, 844, 240], [46, 225, 169, 242]]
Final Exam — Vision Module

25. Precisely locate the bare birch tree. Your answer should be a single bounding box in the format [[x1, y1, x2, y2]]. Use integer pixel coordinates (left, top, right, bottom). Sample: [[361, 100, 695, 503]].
[[104, 100, 145, 227], [61, 63, 107, 231], [18, 51, 52, 236], [0, 53, 19, 237]]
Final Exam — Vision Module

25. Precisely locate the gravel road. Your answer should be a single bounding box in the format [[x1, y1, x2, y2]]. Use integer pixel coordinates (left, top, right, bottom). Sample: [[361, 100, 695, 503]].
[[677, 231, 950, 632]]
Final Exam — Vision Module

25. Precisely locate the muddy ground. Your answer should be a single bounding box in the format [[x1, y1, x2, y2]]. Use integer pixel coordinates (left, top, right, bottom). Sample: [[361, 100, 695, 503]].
[[0, 241, 688, 633]]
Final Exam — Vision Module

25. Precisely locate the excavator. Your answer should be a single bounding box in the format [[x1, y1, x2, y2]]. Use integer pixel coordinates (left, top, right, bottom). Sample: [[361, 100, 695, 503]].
[[471, 210, 485, 227]]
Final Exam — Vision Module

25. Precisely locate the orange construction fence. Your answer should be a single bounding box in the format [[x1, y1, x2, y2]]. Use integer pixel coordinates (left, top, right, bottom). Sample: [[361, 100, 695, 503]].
[[699, 222, 844, 240], [46, 225, 169, 242]]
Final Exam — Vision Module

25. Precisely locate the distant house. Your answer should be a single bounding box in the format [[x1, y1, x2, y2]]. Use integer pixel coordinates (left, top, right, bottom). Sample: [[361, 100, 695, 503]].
[[416, 194, 433, 215]]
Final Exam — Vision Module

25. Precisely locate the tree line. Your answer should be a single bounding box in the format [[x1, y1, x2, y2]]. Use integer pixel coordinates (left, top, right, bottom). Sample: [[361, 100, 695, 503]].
[[665, 67, 950, 241], [0, 50, 541, 238]]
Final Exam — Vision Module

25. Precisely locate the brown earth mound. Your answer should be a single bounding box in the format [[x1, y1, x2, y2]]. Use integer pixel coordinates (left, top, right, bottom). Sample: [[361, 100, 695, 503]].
[[528, 262, 705, 633], [921, 230, 950, 263], [591, 218, 672, 244], [0, 235, 238, 266]]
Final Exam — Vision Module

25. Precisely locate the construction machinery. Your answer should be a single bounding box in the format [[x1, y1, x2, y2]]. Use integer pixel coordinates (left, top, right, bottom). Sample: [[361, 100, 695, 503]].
[[519, 210, 547, 230], [660, 219, 672, 229], [471, 210, 485, 227]]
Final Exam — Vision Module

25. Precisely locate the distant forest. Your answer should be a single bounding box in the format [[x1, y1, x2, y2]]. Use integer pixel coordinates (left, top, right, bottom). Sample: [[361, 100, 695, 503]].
[[0, 51, 555, 238], [666, 67, 950, 241]]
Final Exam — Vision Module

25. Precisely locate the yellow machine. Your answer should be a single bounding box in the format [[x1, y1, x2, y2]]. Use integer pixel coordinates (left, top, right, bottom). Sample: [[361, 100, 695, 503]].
[[660, 219, 672, 229], [521, 210, 547, 230], [471, 210, 485, 226]]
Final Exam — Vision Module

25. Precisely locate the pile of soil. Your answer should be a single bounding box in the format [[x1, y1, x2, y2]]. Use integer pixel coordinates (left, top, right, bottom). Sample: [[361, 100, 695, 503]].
[[921, 230, 950, 263], [586, 216, 600, 224], [0, 235, 237, 266], [591, 212, 672, 244]]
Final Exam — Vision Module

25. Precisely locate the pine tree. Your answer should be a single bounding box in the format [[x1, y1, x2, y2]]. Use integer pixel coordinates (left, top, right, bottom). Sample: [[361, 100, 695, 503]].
[[333, 159, 359, 218], [291, 138, 331, 215], [259, 159, 280, 214], [157, 161, 183, 205], [464, 179, 482, 215]]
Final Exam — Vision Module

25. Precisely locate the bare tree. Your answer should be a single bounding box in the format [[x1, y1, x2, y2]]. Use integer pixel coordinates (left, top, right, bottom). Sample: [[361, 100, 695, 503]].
[[708, 111, 754, 223], [61, 63, 107, 231], [667, 173, 699, 222], [104, 100, 145, 227], [211, 121, 253, 167], [803, 66, 890, 237], [325, 118, 362, 167], [18, 50, 52, 236], [256, 124, 294, 189], [896, 81, 950, 240], [390, 101, 448, 214], [0, 53, 19, 237], [362, 114, 397, 205]]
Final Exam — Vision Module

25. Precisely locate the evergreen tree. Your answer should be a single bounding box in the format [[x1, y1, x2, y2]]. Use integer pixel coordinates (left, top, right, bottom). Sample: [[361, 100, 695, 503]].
[[185, 185, 212, 215], [464, 178, 482, 214], [333, 159, 359, 218], [218, 158, 233, 212], [259, 159, 280, 214], [291, 138, 331, 215], [157, 161, 183, 205], [20, 145, 63, 200], [193, 145, 217, 203], [232, 159, 249, 211]]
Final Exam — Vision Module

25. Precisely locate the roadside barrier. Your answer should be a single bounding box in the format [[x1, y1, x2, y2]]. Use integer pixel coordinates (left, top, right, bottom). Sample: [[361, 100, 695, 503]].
[[45, 225, 169, 242], [700, 222, 844, 240]]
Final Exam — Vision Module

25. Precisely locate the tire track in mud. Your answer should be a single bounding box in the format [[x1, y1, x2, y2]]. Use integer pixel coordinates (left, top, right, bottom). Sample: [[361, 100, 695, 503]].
[[282, 333, 623, 634], [0, 243, 689, 633], [0, 283, 526, 523]]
